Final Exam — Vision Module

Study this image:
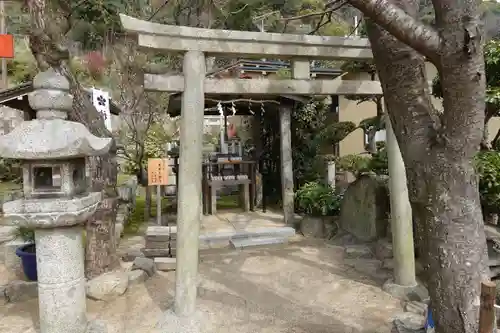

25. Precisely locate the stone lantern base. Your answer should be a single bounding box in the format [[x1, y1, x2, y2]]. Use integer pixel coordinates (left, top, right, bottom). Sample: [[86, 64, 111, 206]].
[[3, 192, 104, 333]]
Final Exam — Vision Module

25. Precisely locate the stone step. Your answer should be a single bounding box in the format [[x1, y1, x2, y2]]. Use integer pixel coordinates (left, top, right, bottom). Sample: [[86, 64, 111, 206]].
[[201, 226, 295, 243], [146, 226, 177, 241], [146, 226, 295, 245], [145, 240, 169, 249], [154, 257, 176, 271], [229, 236, 287, 249], [142, 248, 170, 258]]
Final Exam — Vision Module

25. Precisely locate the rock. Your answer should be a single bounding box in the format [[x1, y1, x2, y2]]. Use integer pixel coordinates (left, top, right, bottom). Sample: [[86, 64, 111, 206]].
[[0, 285, 6, 305], [383, 258, 394, 270], [3, 239, 29, 278], [404, 301, 427, 317], [375, 238, 393, 260], [127, 270, 148, 285], [343, 258, 389, 280], [131, 257, 156, 277], [299, 216, 325, 238], [339, 174, 390, 241], [122, 249, 145, 262], [344, 245, 373, 259], [4, 280, 38, 302], [383, 280, 429, 303], [86, 272, 128, 302], [155, 257, 176, 271], [87, 320, 108, 333], [393, 312, 425, 331]]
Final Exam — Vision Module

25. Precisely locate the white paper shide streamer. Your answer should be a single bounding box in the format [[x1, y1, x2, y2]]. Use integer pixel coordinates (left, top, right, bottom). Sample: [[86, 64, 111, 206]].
[[92, 88, 112, 131]]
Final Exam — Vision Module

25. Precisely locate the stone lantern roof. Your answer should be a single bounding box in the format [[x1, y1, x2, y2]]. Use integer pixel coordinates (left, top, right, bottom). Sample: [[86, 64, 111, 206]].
[[0, 68, 112, 159]]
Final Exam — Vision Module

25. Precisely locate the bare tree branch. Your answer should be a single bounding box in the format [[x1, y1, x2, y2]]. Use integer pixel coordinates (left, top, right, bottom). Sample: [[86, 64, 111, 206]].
[[327, 0, 441, 63]]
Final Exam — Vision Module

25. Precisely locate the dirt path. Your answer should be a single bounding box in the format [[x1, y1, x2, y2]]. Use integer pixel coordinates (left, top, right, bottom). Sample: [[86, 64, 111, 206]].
[[0, 239, 401, 333]]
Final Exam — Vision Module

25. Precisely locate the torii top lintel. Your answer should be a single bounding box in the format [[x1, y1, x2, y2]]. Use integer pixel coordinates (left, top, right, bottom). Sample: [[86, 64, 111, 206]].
[[119, 14, 373, 61]]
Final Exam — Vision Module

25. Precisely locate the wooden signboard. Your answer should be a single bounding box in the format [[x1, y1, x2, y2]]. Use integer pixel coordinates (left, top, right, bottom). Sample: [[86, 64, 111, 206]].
[[0, 35, 14, 58], [147, 158, 169, 186]]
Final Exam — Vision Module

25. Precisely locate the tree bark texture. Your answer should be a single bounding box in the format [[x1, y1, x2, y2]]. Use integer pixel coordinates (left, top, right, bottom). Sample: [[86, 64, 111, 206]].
[[343, 0, 491, 332], [26, 0, 119, 279]]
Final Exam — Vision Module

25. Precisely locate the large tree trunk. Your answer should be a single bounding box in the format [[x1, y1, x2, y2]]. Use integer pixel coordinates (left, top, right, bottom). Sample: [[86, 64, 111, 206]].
[[27, 0, 119, 279], [344, 0, 490, 332]]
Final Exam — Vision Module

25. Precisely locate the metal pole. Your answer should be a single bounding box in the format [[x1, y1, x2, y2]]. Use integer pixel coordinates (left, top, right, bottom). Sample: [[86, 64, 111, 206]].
[[0, 0, 7, 89]]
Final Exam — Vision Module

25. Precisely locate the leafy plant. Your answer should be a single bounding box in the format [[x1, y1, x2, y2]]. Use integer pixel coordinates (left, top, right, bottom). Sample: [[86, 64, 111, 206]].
[[15, 226, 35, 243], [368, 143, 389, 175], [475, 151, 500, 212], [295, 181, 342, 216]]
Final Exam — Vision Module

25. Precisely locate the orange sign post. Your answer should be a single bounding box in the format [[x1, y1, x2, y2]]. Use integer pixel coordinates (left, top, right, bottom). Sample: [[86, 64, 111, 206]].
[[148, 158, 169, 186], [148, 158, 169, 225]]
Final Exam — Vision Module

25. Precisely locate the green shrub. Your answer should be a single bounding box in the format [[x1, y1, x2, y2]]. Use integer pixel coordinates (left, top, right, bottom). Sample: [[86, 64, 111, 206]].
[[295, 181, 342, 216], [337, 154, 371, 177], [124, 196, 171, 234], [475, 151, 500, 212]]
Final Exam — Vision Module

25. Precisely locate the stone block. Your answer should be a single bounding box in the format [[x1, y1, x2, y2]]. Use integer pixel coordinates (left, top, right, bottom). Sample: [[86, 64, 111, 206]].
[[339, 174, 390, 241], [229, 236, 286, 249], [155, 257, 176, 271], [4, 280, 38, 302], [299, 216, 325, 238], [145, 240, 169, 249], [142, 248, 170, 258], [131, 257, 156, 277], [146, 226, 177, 241]]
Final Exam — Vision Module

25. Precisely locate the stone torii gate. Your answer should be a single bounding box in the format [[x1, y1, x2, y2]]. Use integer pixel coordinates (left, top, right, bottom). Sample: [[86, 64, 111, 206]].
[[119, 14, 416, 318]]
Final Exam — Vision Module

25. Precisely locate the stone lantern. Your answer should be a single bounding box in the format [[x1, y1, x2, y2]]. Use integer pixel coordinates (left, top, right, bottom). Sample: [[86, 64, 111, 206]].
[[0, 68, 112, 333]]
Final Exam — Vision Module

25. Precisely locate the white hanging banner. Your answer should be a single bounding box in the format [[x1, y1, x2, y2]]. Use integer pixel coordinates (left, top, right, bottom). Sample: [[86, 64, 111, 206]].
[[92, 88, 112, 131]]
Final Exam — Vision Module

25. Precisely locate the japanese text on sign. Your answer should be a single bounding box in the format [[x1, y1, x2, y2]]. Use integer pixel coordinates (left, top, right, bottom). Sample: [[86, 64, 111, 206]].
[[147, 158, 169, 186]]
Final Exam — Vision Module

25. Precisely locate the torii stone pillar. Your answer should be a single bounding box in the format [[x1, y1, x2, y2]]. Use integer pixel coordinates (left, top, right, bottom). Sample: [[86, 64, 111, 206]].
[[175, 50, 205, 316], [279, 60, 310, 225], [383, 114, 417, 294]]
